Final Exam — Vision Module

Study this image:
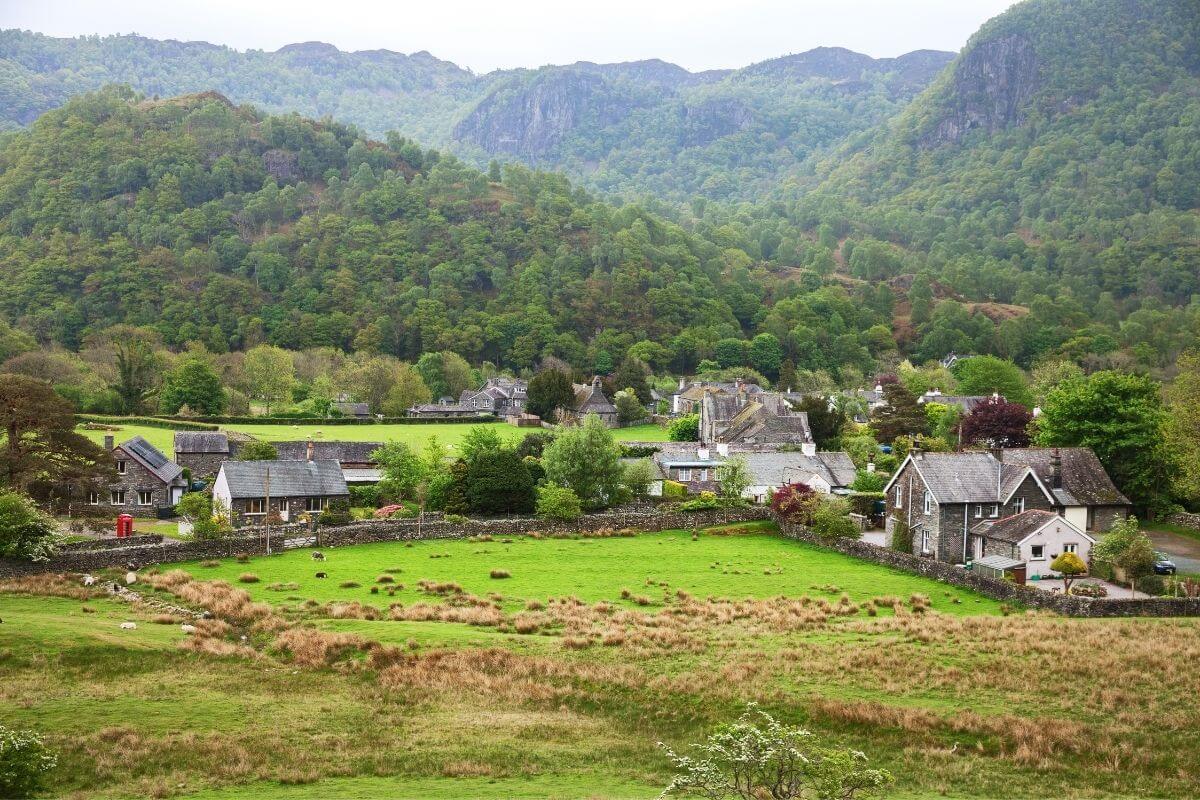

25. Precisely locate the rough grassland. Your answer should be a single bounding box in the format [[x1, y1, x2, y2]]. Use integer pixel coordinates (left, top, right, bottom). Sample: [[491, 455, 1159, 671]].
[[2, 526, 1198, 800], [77, 421, 668, 457]]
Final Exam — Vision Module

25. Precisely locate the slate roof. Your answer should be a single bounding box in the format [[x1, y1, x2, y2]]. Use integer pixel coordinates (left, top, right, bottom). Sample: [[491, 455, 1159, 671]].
[[1000, 448, 1130, 507], [573, 379, 617, 414], [218, 459, 349, 500], [173, 431, 231, 454], [740, 451, 856, 489], [918, 393, 995, 412], [120, 436, 185, 485], [333, 402, 371, 418], [971, 509, 1062, 542], [409, 403, 477, 415], [270, 441, 384, 464], [899, 452, 1034, 504], [974, 554, 1025, 571]]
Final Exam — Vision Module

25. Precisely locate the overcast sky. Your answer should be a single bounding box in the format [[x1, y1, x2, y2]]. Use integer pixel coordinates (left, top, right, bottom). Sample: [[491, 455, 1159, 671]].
[[1, 0, 1018, 73]]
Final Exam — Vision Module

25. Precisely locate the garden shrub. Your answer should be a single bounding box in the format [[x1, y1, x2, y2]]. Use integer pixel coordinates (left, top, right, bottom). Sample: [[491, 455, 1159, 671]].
[[810, 497, 858, 539], [0, 724, 57, 798], [679, 491, 720, 512], [890, 519, 912, 553], [661, 480, 687, 501], [770, 483, 819, 525], [348, 484, 382, 508], [319, 498, 353, 526], [536, 484, 583, 521]]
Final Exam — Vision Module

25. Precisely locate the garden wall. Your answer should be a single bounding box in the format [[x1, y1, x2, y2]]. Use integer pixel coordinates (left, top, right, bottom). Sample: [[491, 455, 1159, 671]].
[[776, 522, 1200, 618], [0, 507, 770, 579], [1166, 512, 1200, 531]]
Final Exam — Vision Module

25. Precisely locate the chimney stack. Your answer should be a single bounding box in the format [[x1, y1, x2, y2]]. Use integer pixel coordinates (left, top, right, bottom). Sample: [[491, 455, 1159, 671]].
[[306, 439, 314, 463], [1050, 448, 1062, 489], [911, 436, 923, 460], [103, 435, 114, 451]]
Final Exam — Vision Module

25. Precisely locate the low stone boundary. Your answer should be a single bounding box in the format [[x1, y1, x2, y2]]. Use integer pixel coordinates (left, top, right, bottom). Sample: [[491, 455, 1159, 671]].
[[0, 507, 770, 578], [1166, 512, 1200, 531], [776, 522, 1200, 617], [58, 535, 165, 552]]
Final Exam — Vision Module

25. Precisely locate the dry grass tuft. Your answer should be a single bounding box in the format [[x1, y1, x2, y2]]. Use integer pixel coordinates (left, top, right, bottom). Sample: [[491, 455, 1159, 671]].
[[238, 573, 260, 584], [272, 626, 369, 667], [489, 569, 511, 579]]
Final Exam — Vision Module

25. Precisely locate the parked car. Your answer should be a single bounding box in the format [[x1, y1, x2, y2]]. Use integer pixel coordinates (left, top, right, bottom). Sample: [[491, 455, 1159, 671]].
[[1154, 552, 1177, 575]]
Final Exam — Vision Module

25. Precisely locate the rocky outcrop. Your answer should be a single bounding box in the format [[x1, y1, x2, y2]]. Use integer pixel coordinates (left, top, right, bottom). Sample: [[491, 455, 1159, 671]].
[[921, 34, 1039, 147], [738, 47, 955, 97], [453, 70, 644, 161], [679, 98, 755, 146]]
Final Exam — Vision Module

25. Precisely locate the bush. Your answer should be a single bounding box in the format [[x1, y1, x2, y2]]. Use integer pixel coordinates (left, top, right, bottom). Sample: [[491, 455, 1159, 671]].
[[466, 449, 535, 515], [536, 483, 583, 521], [0, 724, 58, 798], [348, 484, 382, 508], [236, 440, 278, 461], [667, 414, 699, 441], [0, 491, 60, 561], [318, 498, 353, 526], [810, 497, 858, 539], [238, 573, 259, 583], [679, 491, 720, 512], [661, 480, 687, 501], [770, 483, 819, 525]]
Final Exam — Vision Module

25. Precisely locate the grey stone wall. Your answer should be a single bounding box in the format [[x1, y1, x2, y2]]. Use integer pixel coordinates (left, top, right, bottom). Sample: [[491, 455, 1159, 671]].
[[175, 452, 227, 481], [107, 444, 175, 518], [1167, 511, 1200, 530], [776, 522, 1200, 618], [0, 508, 769, 579]]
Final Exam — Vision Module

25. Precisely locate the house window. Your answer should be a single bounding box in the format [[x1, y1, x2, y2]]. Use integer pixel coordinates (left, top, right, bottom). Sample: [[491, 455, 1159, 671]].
[[246, 498, 266, 515], [974, 504, 983, 518], [1030, 544, 1045, 560], [115, 460, 127, 475], [87, 491, 100, 505], [677, 468, 692, 481], [894, 485, 902, 508], [1063, 543, 1078, 554], [1086, 507, 1096, 530], [1014, 497, 1025, 514], [137, 490, 153, 506], [305, 497, 327, 513], [697, 469, 708, 482], [922, 491, 932, 514], [989, 504, 999, 518], [110, 490, 125, 505], [920, 528, 930, 554]]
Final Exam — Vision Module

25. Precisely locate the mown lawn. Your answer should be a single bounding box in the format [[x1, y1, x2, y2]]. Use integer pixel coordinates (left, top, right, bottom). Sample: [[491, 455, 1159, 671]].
[[77, 421, 668, 458], [4, 523, 1198, 800]]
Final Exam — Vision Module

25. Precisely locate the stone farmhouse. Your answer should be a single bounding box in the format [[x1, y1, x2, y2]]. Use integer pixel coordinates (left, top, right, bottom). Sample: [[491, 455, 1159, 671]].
[[883, 446, 1129, 565], [671, 378, 765, 416], [213, 458, 350, 528], [333, 401, 372, 419], [100, 435, 187, 518], [408, 377, 527, 419]]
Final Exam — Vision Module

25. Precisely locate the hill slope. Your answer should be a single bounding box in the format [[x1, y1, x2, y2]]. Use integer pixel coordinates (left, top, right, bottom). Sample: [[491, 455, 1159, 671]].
[[0, 30, 951, 200]]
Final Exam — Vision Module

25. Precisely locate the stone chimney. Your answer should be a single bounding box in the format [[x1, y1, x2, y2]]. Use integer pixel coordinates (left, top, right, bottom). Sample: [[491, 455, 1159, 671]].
[[306, 439, 314, 463], [911, 436, 923, 460], [592, 375, 602, 391], [1050, 448, 1062, 489], [103, 435, 114, 451]]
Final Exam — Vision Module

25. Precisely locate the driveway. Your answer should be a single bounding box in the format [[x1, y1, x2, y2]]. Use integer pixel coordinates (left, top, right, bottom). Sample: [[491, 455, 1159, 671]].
[[860, 529, 887, 547], [1145, 528, 1200, 575], [1026, 577, 1146, 599]]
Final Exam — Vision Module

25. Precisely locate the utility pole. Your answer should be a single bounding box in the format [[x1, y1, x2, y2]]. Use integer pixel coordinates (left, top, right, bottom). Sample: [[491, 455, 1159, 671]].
[[264, 465, 271, 556]]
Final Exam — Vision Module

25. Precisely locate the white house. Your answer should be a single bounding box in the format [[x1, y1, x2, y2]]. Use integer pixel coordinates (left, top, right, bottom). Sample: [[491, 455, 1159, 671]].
[[970, 509, 1096, 579]]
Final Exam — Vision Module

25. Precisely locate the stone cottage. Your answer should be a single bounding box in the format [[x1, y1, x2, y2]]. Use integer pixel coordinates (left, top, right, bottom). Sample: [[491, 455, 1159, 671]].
[[99, 435, 187, 518], [970, 509, 1095, 579], [212, 458, 350, 528], [173, 432, 233, 480], [560, 377, 618, 427]]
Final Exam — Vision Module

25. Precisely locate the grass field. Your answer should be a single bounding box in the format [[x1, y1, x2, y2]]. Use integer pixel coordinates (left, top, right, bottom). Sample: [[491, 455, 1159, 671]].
[[77, 422, 669, 457], [3, 524, 1199, 800]]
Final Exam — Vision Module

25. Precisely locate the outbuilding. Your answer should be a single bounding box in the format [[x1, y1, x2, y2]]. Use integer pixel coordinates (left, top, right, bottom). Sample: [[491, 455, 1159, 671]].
[[970, 509, 1095, 579]]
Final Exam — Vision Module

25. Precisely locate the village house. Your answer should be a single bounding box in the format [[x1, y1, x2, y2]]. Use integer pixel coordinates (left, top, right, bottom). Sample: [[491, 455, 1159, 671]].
[[970, 509, 1095, 579], [212, 457, 350, 528], [917, 389, 1000, 413], [648, 443, 856, 503], [882, 446, 1129, 564], [407, 377, 527, 419], [699, 390, 815, 451], [560, 377, 618, 427], [271, 440, 384, 485], [100, 435, 188, 517], [670, 378, 764, 416], [333, 401, 372, 420], [173, 432, 234, 481]]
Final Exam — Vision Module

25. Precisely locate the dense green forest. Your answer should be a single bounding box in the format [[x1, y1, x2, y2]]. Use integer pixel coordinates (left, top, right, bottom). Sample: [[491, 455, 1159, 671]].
[[0, 31, 950, 201], [0, 0, 1198, 384]]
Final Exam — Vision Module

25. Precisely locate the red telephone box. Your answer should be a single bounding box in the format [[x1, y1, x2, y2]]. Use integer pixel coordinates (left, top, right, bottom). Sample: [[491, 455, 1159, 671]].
[[116, 514, 134, 538]]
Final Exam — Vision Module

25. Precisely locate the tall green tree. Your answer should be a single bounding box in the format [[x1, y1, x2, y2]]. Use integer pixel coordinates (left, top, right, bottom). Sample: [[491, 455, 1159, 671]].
[[242, 345, 295, 414], [1166, 351, 1200, 501], [159, 357, 226, 415], [465, 448, 534, 514], [0, 490, 60, 561], [112, 340, 158, 414], [870, 383, 928, 445], [542, 414, 626, 510], [952, 356, 1032, 407], [1036, 371, 1173, 509], [526, 369, 575, 423]]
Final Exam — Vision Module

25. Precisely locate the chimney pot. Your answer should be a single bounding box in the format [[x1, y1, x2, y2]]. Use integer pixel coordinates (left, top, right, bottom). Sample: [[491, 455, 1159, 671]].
[[306, 439, 314, 462], [103, 435, 114, 451]]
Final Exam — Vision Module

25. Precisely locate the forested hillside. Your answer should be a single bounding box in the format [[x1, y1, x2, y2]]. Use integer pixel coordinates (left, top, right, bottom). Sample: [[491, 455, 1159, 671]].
[[707, 0, 1200, 370], [0, 30, 950, 200]]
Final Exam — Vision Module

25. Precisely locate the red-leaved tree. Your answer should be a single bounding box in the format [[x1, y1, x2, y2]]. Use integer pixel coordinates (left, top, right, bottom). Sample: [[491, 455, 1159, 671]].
[[770, 483, 820, 525], [960, 399, 1033, 448]]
